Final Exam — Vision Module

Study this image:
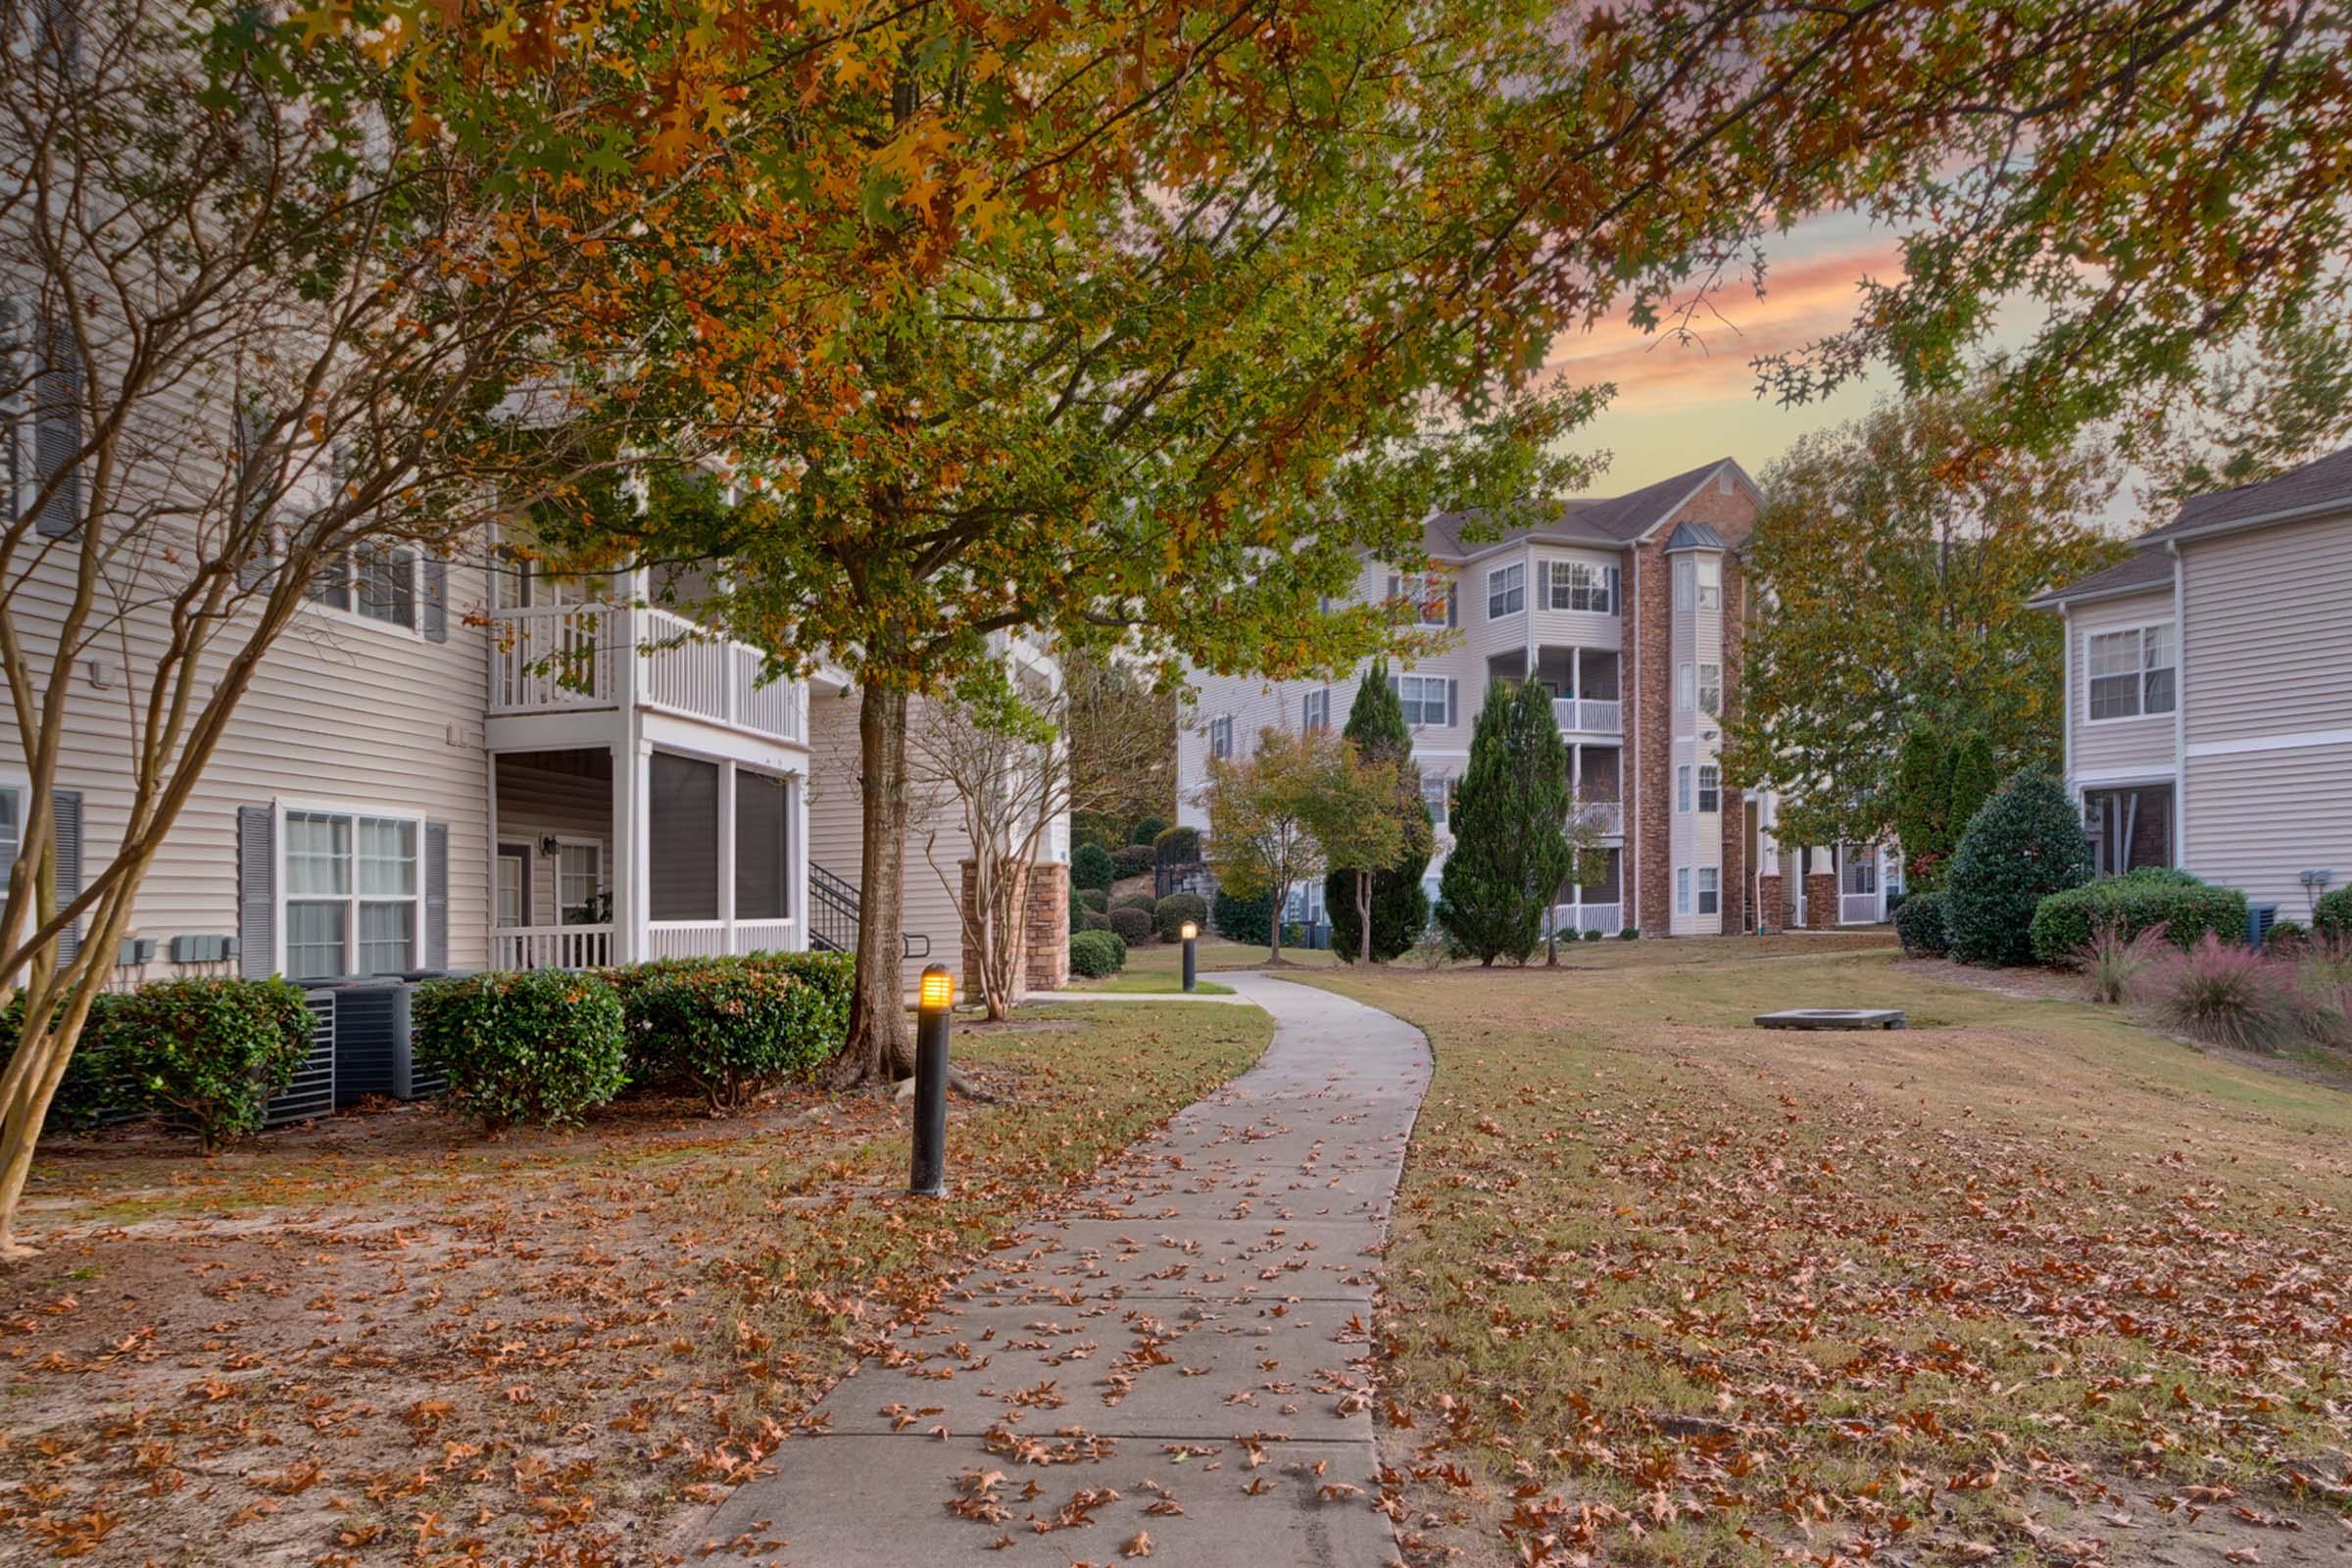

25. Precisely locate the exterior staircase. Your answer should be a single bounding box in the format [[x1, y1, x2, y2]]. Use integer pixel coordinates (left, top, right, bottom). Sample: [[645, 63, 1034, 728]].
[[808, 863, 932, 958]]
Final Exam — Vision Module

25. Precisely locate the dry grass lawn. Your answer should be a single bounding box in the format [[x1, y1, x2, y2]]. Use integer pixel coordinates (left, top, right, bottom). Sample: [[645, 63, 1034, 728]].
[[1307, 943, 2352, 1568], [0, 1003, 1270, 1567]]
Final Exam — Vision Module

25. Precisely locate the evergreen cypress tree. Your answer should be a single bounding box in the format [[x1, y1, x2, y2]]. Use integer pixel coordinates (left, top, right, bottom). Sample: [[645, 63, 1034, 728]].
[[1324, 659, 1433, 962], [1438, 678, 1571, 964], [1946, 728, 2000, 843], [1890, 725, 1951, 887]]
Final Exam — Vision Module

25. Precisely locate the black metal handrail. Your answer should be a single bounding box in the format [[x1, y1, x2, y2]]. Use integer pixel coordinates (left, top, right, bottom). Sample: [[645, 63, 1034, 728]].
[[808, 863, 930, 958]]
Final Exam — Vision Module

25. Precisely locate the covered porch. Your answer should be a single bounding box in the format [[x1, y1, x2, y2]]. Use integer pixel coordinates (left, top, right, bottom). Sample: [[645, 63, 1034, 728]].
[[1545, 847, 1626, 937], [489, 737, 808, 970]]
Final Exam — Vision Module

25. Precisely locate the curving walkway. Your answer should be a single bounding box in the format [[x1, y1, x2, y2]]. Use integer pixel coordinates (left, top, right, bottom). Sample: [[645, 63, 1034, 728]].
[[682, 974, 1431, 1565]]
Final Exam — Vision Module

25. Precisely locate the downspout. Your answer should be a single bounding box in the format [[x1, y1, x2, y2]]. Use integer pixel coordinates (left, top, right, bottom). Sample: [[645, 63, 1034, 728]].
[[1626, 544, 1641, 933], [2170, 542, 2186, 869]]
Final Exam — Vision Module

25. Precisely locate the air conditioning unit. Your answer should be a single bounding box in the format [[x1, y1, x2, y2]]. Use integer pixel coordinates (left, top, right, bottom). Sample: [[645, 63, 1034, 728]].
[[318, 979, 445, 1103], [264, 991, 338, 1129], [2247, 904, 2280, 950]]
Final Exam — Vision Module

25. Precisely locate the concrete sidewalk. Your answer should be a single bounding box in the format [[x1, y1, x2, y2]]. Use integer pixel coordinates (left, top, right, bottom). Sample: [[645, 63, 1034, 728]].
[[679, 974, 1430, 1566]]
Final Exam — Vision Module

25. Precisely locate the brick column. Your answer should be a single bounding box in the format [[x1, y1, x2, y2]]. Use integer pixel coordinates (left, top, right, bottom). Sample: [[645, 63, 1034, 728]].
[[1755, 873, 1783, 933], [1632, 539, 1673, 934], [1023, 866, 1069, 993], [1804, 871, 1838, 929]]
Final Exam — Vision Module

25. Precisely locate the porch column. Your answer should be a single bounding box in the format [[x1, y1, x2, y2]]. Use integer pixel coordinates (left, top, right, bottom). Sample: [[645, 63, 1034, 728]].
[[1571, 646, 1582, 706], [718, 760, 738, 955], [788, 769, 810, 953], [612, 735, 650, 963]]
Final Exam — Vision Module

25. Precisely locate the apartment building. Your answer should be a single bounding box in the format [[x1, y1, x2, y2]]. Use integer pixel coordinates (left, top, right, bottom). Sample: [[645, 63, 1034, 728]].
[[1177, 458, 1771, 937], [2034, 444, 2352, 918]]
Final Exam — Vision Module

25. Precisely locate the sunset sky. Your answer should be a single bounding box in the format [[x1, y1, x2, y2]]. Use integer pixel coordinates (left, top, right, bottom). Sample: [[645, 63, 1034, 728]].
[[1548, 210, 1909, 493]]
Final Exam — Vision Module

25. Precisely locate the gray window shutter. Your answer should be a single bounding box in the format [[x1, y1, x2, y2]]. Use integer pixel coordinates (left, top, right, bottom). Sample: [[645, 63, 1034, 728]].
[[1388, 673, 1400, 700], [1607, 566, 1622, 614], [1386, 573, 1398, 602], [422, 557, 448, 642], [1446, 678, 1459, 727], [238, 806, 273, 978], [233, 405, 271, 591], [1536, 561, 1549, 607], [33, 316, 81, 539], [425, 820, 449, 967], [51, 790, 80, 961], [1446, 583, 1458, 627]]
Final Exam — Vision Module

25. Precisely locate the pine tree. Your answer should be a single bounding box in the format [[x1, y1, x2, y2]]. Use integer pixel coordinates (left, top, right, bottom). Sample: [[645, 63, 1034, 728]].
[[1438, 678, 1572, 965], [1891, 725, 1952, 888], [1325, 659, 1433, 963], [1946, 729, 2000, 845]]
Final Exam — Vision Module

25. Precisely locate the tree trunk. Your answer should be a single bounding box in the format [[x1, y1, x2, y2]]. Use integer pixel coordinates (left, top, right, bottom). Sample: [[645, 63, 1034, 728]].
[[1267, 880, 1284, 965], [1356, 873, 1373, 965], [835, 683, 916, 1088]]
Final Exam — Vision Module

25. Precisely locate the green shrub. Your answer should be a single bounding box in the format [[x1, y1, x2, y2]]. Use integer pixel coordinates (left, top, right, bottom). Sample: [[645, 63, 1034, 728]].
[[1083, 908, 1111, 931], [1946, 729, 2000, 844], [1108, 906, 1154, 946], [1067, 895, 1088, 935], [1152, 824, 1201, 865], [2029, 871, 2249, 966], [1618, 927, 1639, 940], [2266, 918, 2310, 953], [1893, 891, 1950, 958], [1944, 771, 2094, 965], [1212, 886, 1275, 946], [1109, 845, 1154, 879], [1068, 929, 1127, 978], [1130, 816, 1168, 847], [1154, 893, 1208, 942], [1071, 842, 1116, 892], [1110, 890, 1157, 914], [620, 954, 850, 1111], [0, 992, 130, 1136], [1078, 887, 1109, 913], [415, 969, 628, 1132], [2315, 886, 2352, 940], [1581, 928, 1603, 942], [107, 978, 315, 1152]]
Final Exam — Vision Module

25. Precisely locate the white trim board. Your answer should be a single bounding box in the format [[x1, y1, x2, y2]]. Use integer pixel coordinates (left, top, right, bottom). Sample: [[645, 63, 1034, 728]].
[[2185, 728, 2352, 760], [2070, 764, 2179, 785]]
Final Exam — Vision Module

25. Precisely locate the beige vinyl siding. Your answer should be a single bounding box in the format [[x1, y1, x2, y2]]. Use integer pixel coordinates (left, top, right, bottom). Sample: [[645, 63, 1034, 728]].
[[2068, 588, 2178, 775], [1529, 547, 1625, 652], [2, 559, 495, 978], [2184, 741, 2352, 909], [1666, 549, 1724, 934], [2180, 513, 2352, 746], [803, 686, 976, 989]]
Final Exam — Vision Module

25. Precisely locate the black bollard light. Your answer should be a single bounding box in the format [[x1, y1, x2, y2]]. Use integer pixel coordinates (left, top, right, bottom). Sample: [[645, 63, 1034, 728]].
[[909, 964, 953, 1198], [1180, 921, 1199, 993]]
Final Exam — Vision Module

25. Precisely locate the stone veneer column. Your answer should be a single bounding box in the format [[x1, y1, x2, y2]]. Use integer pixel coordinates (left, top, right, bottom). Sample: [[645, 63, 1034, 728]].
[[1023, 865, 1069, 992], [1632, 539, 1674, 934], [959, 859, 1032, 1003], [1754, 874, 1782, 933]]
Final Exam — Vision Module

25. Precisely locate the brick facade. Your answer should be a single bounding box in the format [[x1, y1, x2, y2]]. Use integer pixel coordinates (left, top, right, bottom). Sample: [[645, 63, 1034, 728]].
[[1754, 873, 1783, 933], [1631, 539, 1673, 934], [1804, 871, 1838, 930], [956, 859, 1070, 1000]]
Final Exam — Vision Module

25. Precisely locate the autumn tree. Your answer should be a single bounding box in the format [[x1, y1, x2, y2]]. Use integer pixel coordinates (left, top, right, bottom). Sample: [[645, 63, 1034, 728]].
[[0, 0, 655, 1252], [1721, 389, 2124, 851], [1324, 661, 1433, 964], [1299, 741, 1407, 969]]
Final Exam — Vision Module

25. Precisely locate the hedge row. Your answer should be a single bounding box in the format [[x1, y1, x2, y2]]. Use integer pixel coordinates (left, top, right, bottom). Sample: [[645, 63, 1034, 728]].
[[1069, 929, 1127, 978], [2028, 868, 2249, 965], [0, 978, 315, 1151]]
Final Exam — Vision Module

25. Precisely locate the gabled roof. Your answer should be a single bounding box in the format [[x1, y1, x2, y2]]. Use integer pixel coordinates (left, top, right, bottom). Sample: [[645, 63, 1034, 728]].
[[1417, 458, 1756, 562], [1664, 521, 1726, 552], [2137, 443, 2352, 545], [2027, 550, 2174, 609]]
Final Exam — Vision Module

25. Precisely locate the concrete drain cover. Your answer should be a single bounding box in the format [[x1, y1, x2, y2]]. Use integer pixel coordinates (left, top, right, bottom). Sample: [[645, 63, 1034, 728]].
[[1755, 1008, 1908, 1031]]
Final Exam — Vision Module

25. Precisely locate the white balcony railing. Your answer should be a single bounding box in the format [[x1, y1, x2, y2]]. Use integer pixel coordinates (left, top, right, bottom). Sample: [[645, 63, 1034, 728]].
[[644, 919, 799, 961], [1571, 800, 1624, 837], [1552, 697, 1623, 734], [1546, 902, 1624, 937], [1839, 892, 1885, 926], [486, 605, 805, 744], [495, 924, 614, 971]]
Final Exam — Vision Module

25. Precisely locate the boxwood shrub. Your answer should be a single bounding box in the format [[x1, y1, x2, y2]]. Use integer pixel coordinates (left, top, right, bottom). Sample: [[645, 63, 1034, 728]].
[[1152, 824, 1201, 865], [0, 991, 130, 1136], [1893, 891, 1950, 958], [1109, 845, 1154, 879], [1110, 890, 1157, 914], [1107, 906, 1153, 946], [1071, 843, 1116, 892], [1078, 887, 1109, 913], [1212, 886, 1274, 946], [1154, 893, 1208, 942], [620, 953, 852, 1111], [1068, 929, 1127, 978], [108, 978, 315, 1152], [1944, 771, 2093, 965], [2317, 886, 2352, 940], [1130, 816, 1168, 847], [2029, 868, 2249, 966], [415, 969, 628, 1132]]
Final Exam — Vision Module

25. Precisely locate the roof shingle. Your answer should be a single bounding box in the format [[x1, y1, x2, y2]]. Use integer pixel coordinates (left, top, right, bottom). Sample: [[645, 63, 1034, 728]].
[[1419, 460, 1740, 561]]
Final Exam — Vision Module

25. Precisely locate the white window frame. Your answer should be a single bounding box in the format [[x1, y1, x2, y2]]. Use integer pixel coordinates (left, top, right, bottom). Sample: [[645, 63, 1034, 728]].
[[0, 777, 24, 879], [1391, 570, 1454, 627], [1420, 773, 1449, 830], [305, 537, 426, 638], [1208, 715, 1234, 760], [1697, 866, 1720, 915], [1302, 688, 1330, 734], [1843, 851, 1878, 896], [495, 847, 528, 929], [1546, 559, 1611, 613], [1487, 562, 1525, 619], [1673, 559, 1694, 612], [2083, 623, 2177, 723], [1677, 866, 1691, 914], [274, 799, 425, 979], [1697, 559, 1721, 612], [1677, 662, 1695, 712], [1397, 674, 1448, 728], [1698, 662, 1722, 716], [556, 837, 605, 925], [1697, 764, 1720, 814], [1676, 764, 1691, 813]]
